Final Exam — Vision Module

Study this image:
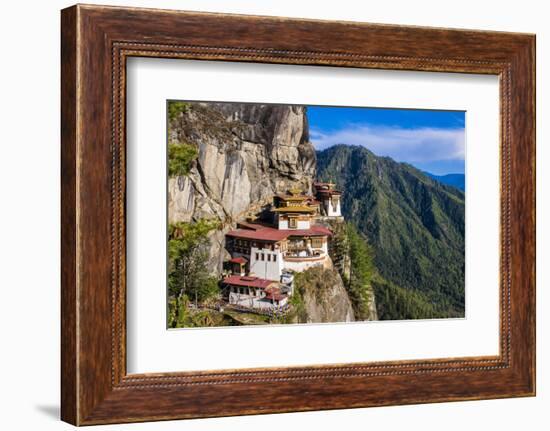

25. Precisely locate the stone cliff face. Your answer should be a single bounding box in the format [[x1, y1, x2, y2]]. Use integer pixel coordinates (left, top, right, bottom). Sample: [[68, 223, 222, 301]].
[[168, 103, 316, 274], [293, 266, 355, 323], [169, 103, 315, 223]]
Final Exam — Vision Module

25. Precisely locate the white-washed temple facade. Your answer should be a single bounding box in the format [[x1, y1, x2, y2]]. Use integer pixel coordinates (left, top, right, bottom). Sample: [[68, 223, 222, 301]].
[[222, 186, 343, 311]]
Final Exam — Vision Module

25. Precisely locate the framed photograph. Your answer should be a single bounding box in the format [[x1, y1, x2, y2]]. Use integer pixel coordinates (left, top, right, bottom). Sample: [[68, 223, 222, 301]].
[[61, 4, 536, 425]]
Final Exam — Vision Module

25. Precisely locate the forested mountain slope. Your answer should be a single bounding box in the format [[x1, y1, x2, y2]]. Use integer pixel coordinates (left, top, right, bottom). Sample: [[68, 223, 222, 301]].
[[317, 144, 465, 318]]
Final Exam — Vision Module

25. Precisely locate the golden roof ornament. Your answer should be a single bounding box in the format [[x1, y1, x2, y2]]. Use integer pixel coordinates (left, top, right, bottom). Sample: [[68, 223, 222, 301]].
[[288, 188, 302, 196]]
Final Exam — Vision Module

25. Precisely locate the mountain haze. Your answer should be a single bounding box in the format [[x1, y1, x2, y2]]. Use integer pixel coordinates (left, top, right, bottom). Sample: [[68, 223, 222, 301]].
[[425, 172, 465, 191], [316, 144, 465, 318]]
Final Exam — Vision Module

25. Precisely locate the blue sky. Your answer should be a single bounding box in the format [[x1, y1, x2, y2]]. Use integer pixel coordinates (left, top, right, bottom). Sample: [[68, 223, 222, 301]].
[[307, 106, 465, 175]]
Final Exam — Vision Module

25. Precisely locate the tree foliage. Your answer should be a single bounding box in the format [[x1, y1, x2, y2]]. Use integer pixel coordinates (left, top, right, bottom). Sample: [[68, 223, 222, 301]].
[[168, 142, 198, 177], [344, 223, 376, 320], [167, 220, 221, 328], [167, 102, 198, 178], [371, 276, 444, 320], [168, 101, 189, 122], [168, 295, 236, 328]]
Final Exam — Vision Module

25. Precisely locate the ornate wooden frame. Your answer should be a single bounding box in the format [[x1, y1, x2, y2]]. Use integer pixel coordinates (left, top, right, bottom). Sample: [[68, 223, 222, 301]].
[[61, 4, 536, 425]]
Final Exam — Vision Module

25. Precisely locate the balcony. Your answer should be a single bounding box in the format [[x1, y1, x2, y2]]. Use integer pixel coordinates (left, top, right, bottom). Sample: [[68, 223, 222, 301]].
[[283, 249, 326, 262]]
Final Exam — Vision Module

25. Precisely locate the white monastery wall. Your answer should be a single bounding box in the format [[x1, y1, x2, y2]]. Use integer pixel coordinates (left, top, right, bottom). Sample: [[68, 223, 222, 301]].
[[249, 246, 283, 281]]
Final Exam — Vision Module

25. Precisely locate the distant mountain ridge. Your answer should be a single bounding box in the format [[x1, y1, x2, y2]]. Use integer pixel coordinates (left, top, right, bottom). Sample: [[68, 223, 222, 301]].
[[316, 144, 465, 319], [425, 172, 465, 191]]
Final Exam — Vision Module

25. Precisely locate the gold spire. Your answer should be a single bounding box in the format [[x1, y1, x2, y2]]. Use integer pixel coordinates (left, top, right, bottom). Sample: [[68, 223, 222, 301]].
[[288, 188, 302, 196]]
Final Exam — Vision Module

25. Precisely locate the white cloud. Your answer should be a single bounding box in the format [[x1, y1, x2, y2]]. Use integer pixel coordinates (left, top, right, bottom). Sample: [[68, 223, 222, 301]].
[[310, 124, 465, 163]]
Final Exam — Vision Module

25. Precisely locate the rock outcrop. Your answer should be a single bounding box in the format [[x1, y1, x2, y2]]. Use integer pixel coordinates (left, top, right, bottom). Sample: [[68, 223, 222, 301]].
[[169, 103, 315, 224], [168, 103, 316, 275], [293, 266, 355, 323]]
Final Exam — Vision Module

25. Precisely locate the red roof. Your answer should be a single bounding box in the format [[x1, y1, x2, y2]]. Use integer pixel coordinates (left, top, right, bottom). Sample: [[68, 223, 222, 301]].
[[226, 223, 331, 242], [265, 286, 287, 301], [226, 227, 288, 242], [229, 257, 248, 264], [222, 275, 275, 289]]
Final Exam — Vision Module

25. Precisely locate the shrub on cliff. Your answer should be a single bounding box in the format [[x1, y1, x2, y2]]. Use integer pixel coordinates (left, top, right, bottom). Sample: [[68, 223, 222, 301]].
[[168, 142, 198, 177]]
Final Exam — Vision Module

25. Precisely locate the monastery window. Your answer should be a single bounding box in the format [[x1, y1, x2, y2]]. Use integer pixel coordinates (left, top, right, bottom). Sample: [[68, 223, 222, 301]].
[[289, 217, 297, 228], [273, 254, 277, 262], [312, 238, 323, 248], [255, 252, 259, 260], [261, 253, 265, 261], [267, 254, 271, 262], [331, 196, 339, 211]]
